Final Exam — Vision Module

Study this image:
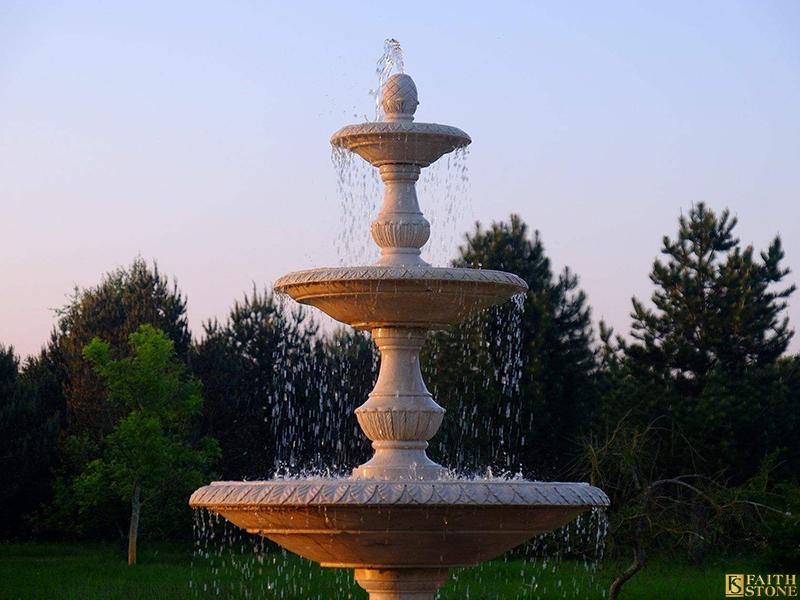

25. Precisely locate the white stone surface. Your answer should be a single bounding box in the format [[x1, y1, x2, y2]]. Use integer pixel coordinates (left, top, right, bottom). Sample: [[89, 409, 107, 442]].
[[191, 71, 609, 600]]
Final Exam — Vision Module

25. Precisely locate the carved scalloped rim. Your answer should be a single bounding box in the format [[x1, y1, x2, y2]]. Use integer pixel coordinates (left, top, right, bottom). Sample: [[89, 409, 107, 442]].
[[354, 408, 445, 415], [273, 266, 528, 293], [331, 121, 471, 146], [189, 480, 610, 508]]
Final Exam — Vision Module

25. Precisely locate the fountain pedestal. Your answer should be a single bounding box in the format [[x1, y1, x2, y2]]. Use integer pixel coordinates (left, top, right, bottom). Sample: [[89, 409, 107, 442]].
[[354, 568, 449, 600], [372, 165, 430, 267], [354, 327, 444, 481]]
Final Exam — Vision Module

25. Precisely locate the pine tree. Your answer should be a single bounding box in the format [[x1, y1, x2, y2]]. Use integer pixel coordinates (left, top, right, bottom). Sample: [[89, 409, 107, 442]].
[[0, 345, 60, 538], [192, 289, 317, 477], [628, 203, 794, 386], [192, 290, 378, 478], [620, 203, 796, 478], [52, 258, 190, 437], [425, 215, 596, 477]]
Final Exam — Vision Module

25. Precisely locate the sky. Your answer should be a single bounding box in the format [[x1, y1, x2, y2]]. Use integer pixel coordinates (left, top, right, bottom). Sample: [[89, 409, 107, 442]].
[[1, 1, 799, 358]]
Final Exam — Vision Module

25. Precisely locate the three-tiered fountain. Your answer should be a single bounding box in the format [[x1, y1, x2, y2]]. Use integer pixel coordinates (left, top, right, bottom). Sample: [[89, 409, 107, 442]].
[[190, 72, 608, 599]]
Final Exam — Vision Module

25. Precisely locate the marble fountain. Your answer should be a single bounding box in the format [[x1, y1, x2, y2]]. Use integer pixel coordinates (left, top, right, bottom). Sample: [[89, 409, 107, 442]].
[[190, 72, 609, 599]]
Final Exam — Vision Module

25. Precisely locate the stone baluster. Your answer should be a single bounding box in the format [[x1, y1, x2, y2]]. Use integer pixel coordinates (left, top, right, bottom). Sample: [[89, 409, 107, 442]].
[[371, 164, 430, 267], [353, 327, 445, 480]]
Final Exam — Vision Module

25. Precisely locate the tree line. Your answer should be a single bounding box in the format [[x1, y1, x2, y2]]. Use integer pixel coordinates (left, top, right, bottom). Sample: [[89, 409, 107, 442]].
[[1, 203, 798, 574]]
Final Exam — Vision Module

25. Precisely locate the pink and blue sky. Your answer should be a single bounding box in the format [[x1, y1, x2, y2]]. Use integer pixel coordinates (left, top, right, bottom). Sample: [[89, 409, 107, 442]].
[[2, 1, 799, 357]]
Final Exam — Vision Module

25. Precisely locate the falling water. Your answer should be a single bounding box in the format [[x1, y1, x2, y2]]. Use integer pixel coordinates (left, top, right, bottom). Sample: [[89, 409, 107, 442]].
[[441, 507, 609, 599], [332, 146, 381, 266], [261, 294, 378, 474], [191, 508, 359, 598], [492, 292, 526, 397], [425, 291, 526, 473], [333, 137, 471, 268], [419, 146, 472, 267], [191, 504, 609, 599]]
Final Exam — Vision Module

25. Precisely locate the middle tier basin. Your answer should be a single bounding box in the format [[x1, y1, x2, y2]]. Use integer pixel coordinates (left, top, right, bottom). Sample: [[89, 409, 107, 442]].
[[273, 266, 528, 330]]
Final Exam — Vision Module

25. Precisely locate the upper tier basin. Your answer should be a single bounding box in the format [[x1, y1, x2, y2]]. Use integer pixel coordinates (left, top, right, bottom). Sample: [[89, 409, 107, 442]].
[[189, 479, 609, 569], [331, 121, 471, 167], [273, 266, 528, 330]]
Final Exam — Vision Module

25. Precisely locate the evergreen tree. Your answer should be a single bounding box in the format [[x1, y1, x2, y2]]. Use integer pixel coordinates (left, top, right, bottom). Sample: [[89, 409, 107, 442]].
[[53, 258, 190, 437], [310, 328, 377, 472], [192, 289, 317, 478], [614, 203, 797, 478], [0, 345, 60, 538], [192, 290, 379, 478], [425, 214, 596, 477], [22, 340, 68, 427], [628, 203, 794, 385]]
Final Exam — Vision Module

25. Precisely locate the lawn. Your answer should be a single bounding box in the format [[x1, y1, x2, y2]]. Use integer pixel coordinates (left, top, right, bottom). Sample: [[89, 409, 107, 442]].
[[0, 541, 761, 599]]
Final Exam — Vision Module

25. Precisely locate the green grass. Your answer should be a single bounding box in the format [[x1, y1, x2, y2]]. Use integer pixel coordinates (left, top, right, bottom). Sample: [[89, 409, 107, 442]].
[[0, 542, 763, 599]]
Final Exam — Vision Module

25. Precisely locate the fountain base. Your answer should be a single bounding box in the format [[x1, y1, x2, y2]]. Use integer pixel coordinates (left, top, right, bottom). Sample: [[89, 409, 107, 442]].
[[352, 442, 445, 480], [354, 568, 448, 600]]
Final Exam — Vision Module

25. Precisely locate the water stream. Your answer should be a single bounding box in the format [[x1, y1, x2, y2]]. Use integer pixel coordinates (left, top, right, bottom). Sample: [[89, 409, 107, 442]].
[[372, 38, 405, 122]]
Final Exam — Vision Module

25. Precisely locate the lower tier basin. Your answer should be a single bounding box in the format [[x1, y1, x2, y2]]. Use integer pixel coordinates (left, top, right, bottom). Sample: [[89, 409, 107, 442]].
[[189, 479, 609, 568]]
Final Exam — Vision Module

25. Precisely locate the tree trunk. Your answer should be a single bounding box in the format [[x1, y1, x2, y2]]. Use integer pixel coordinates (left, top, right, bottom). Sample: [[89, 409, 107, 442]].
[[609, 546, 645, 600], [128, 483, 141, 566], [610, 489, 650, 600]]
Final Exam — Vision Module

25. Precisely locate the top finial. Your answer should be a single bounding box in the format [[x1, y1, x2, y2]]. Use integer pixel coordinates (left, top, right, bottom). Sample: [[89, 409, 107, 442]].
[[381, 73, 418, 122]]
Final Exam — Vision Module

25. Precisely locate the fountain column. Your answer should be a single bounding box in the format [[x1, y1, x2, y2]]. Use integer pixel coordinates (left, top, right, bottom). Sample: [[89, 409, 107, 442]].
[[371, 164, 430, 267], [352, 73, 448, 480], [353, 327, 445, 480], [370, 74, 430, 268]]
